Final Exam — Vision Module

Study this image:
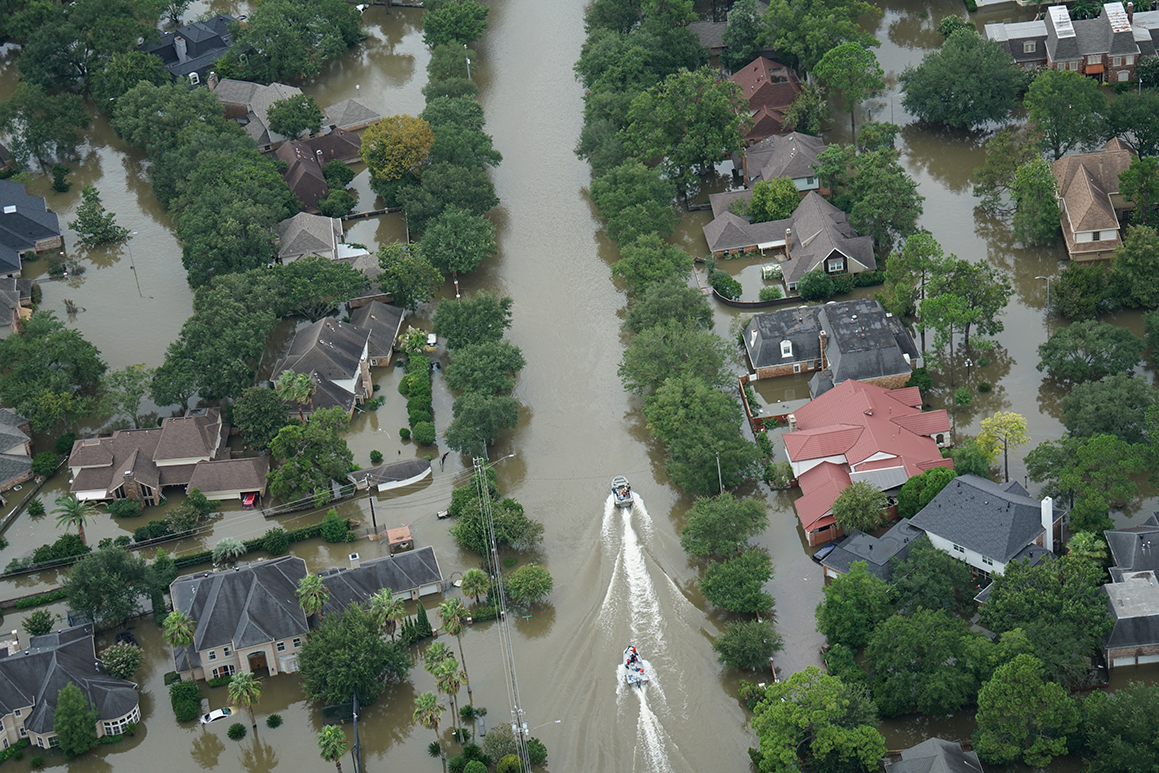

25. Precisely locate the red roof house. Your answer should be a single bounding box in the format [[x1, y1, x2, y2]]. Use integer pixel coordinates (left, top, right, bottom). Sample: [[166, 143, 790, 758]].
[[783, 380, 952, 546], [728, 57, 803, 143]]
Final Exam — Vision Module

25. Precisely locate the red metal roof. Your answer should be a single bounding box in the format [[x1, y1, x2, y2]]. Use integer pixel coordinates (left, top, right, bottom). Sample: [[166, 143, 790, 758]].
[[891, 411, 951, 436], [794, 463, 848, 532], [783, 425, 863, 461]]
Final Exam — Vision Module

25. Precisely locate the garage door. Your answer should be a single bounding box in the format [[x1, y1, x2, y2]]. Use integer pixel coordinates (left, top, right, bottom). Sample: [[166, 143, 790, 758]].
[[1137, 653, 1159, 665], [1113, 656, 1136, 668]]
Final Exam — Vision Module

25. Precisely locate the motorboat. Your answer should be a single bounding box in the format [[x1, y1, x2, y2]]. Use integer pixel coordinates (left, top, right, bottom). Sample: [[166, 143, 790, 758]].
[[623, 645, 648, 687], [611, 476, 633, 508]]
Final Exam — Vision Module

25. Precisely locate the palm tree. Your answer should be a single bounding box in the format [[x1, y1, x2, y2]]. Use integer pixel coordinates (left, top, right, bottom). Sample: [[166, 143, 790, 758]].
[[213, 537, 246, 565], [317, 725, 349, 773], [369, 590, 406, 641], [1066, 531, 1108, 563], [275, 370, 314, 424], [433, 658, 465, 737], [438, 598, 472, 705], [459, 568, 490, 607], [163, 610, 198, 677], [423, 641, 451, 674], [228, 671, 263, 728], [412, 691, 444, 752], [53, 495, 98, 546], [297, 573, 330, 624]]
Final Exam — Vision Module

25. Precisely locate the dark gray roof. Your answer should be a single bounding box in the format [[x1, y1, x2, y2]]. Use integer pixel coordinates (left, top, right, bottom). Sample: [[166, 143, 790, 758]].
[[1106, 514, 1159, 575], [884, 737, 983, 773], [274, 317, 370, 384], [820, 298, 919, 390], [909, 475, 1051, 563], [141, 14, 236, 79], [744, 132, 827, 185], [1046, 5, 1082, 61], [819, 521, 926, 580], [319, 547, 443, 612], [170, 556, 310, 661], [0, 625, 138, 734], [744, 305, 822, 369], [1104, 570, 1159, 650], [0, 180, 61, 274], [984, 20, 1048, 63], [349, 301, 404, 360], [782, 193, 876, 283]]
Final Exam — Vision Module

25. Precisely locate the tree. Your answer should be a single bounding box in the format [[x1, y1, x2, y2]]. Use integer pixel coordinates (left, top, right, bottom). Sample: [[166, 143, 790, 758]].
[[1066, 531, 1108, 563], [679, 492, 768, 559], [1053, 261, 1113, 320], [213, 537, 247, 565], [0, 83, 90, 169], [619, 319, 731, 395], [611, 233, 693, 292], [1025, 68, 1107, 160], [432, 291, 513, 349], [215, 0, 362, 84], [622, 66, 750, 191], [1111, 225, 1159, 308], [427, 43, 476, 82], [623, 275, 713, 334], [427, 123, 502, 169], [749, 667, 886, 773], [973, 126, 1044, 212], [1119, 156, 1159, 228], [299, 604, 410, 705], [376, 242, 444, 311], [102, 364, 153, 429], [438, 598, 472, 703], [317, 725, 349, 773], [70, 185, 130, 248], [895, 467, 955, 519], [279, 256, 369, 322], [445, 392, 519, 455], [781, 82, 830, 136], [815, 561, 895, 649], [720, 0, 767, 72], [413, 691, 445, 748], [888, 535, 973, 615], [232, 387, 292, 451], [229, 672, 262, 728], [1063, 373, 1157, 444], [433, 658, 465, 735], [22, 608, 56, 637], [274, 370, 314, 425], [54, 683, 99, 759], [748, 177, 800, 223], [459, 568, 490, 606], [848, 149, 924, 251], [449, 489, 543, 555], [900, 30, 1026, 129], [761, 0, 881, 73], [814, 43, 884, 139], [65, 547, 150, 628], [1084, 682, 1159, 773], [422, 0, 489, 47], [1011, 155, 1061, 245], [973, 654, 1079, 767], [946, 437, 992, 479], [369, 589, 407, 642], [296, 573, 330, 623], [588, 160, 678, 246], [864, 608, 983, 717], [502, 563, 555, 607], [444, 340, 525, 396], [1106, 90, 1159, 159], [977, 411, 1029, 483], [831, 481, 888, 533], [164, 610, 197, 676], [925, 257, 1013, 350], [91, 49, 168, 104], [53, 495, 98, 546], [266, 94, 324, 139], [421, 206, 497, 275], [268, 406, 353, 504], [713, 620, 783, 671], [796, 268, 835, 301], [99, 642, 142, 680], [360, 114, 435, 185], [1037, 319, 1144, 382], [701, 548, 773, 613]]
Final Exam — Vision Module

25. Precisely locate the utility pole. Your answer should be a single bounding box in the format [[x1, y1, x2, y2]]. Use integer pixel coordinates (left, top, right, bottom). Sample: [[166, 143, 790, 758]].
[[351, 693, 362, 773]]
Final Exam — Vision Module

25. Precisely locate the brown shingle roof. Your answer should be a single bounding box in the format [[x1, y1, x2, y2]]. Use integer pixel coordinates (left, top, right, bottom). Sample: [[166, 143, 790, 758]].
[[186, 456, 270, 495]]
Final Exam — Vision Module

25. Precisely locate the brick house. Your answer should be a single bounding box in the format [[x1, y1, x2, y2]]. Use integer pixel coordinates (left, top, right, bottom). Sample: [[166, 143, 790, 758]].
[[271, 317, 373, 417], [140, 15, 237, 84], [1052, 138, 1137, 261], [729, 57, 803, 143]]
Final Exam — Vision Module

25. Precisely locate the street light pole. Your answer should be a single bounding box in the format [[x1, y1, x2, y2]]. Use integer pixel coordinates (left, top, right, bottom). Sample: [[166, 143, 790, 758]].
[[1035, 275, 1052, 315], [126, 231, 142, 298], [464, 44, 471, 81]]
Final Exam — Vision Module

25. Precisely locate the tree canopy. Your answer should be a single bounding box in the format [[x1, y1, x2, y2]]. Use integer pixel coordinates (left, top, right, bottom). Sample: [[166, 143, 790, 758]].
[[268, 407, 353, 505], [760, 0, 881, 73], [0, 83, 91, 168], [813, 42, 884, 138], [896, 467, 955, 519], [588, 159, 679, 246], [831, 481, 888, 533], [611, 233, 693, 292], [232, 387, 293, 451], [432, 291, 514, 349], [1012, 156, 1061, 245], [1084, 682, 1159, 773], [1110, 225, 1159, 308], [54, 683, 99, 759], [1037, 319, 1144, 382], [444, 391, 519, 455], [720, 0, 767, 72], [679, 492, 768, 559], [376, 242, 444, 311], [713, 620, 784, 671], [64, 546, 150, 628], [701, 548, 774, 613], [422, 0, 490, 47], [360, 114, 435, 184], [1025, 68, 1107, 160], [973, 654, 1079, 767], [298, 603, 410, 705], [619, 319, 731, 395], [1062, 372, 1157, 445], [888, 535, 973, 615], [420, 205, 497, 275], [216, 0, 363, 84], [748, 177, 800, 224], [815, 561, 894, 649], [622, 276, 713, 333], [266, 94, 325, 139], [443, 340, 526, 396]]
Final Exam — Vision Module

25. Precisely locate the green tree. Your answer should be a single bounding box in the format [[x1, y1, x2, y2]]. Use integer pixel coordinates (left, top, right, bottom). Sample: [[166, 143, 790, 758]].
[[796, 268, 835, 301], [679, 492, 768, 559], [878, 231, 943, 318], [1037, 319, 1144, 382], [1062, 372, 1157, 444], [972, 126, 1044, 213], [413, 690, 445, 751], [619, 319, 731, 395], [1111, 224, 1159, 308], [459, 567, 490, 606], [588, 160, 678, 246], [977, 411, 1029, 483], [713, 620, 783, 671], [22, 608, 56, 637], [611, 233, 693, 292], [275, 369, 315, 425], [433, 658, 465, 735], [110, 80, 226, 157], [268, 407, 353, 504], [54, 682, 99, 759], [443, 340, 525, 396], [895, 467, 955, 518], [815, 561, 895, 649], [299, 604, 410, 705], [503, 563, 554, 607], [1106, 90, 1159, 159], [232, 387, 292, 451], [369, 589, 407, 641], [53, 495, 98, 546], [813, 42, 885, 139], [92, 50, 167, 104], [432, 291, 513, 350], [749, 667, 886, 773], [831, 481, 888, 533], [64, 546, 150, 627], [888, 535, 973, 614], [701, 548, 773, 613], [427, 44, 476, 82], [216, 0, 362, 84], [900, 30, 1026, 129], [1052, 261, 1112, 320], [421, 206, 497, 275], [163, 609, 197, 676], [748, 177, 800, 223], [1084, 682, 1159, 773], [422, 0, 489, 46], [848, 148, 924, 252], [266, 94, 324, 139], [427, 123, 502, 169], [945, 437, 992, 479], [449, 491, 543, 556], [228, 672, 262, 728], [213, 537, 247, 565], [761, 0, 881, 73], [1025, 68, 1107, 160], [437, 598, 471, 703], [1119, 156, 1159, 229], [925, 257, 1013, 350], [376, 242, 444, 311], [279, 256, 369, 322], [1066, 531, 1108, 563], [780, 82, 831, 136], [973, 654, 1079, 767], [360, 114, 435, 184], [1012, 156, 1061, 245], [102, 363, 153, 429], [623, 275, 713, 334], [720, 0, 768, 72], [317, 725, 349, 773], [296, 573, 330, 623], [622, 67, 750, 191], [99, 642, 142, 680], [445, 392, 519, 455]]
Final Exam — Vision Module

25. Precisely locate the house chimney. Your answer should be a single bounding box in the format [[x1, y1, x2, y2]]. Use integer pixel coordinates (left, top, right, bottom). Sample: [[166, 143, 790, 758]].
[[1041, 496, 1054, 554], [788, 413, 798, 432], [784, 228, 792, 262], [1128, 1, 1134, 21], [819, 329, 828, 370], [349, 552, 361, 570], [208, 71, 219, 90], [174, 35, 188, 64]]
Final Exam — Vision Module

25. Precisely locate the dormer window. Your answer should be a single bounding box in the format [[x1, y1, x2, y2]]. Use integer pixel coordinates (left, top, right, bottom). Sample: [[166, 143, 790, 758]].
[[780, 340, 793, 358], [1023, 41, 1036, 53]]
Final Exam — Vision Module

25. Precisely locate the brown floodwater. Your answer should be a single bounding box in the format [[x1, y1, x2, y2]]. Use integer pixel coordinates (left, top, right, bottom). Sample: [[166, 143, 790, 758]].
[[2, 0, 1158, 771]]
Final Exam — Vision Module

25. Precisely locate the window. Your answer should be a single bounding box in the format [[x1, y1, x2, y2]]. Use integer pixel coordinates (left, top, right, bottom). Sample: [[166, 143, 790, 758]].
[[1092, 231, 1101, 241], [276, 641, 286, 653], [981, 556, 994, 566], [292, 638, 302, 649], [806, 177, 815, 185], [1127, 55, 1135, 64], [1070, 61, 1079, 71], [1087, 54, 1100, 65], [780, 339, 792, 358], [207, 650, 217, 661], [793, 363, 802, 373], [1119, 70, 1130, 82], [48, 736, 59, 749], [827, 259, 843, 273], [222, 646, 231, 657], [1023, 40, 1036, 53], [952, 543, 965, 554], [14, 709, 20, 717], [211, 665, 236, 679], [18, 728, 27, 738], [2, 737, 8, 750], [1113, 56, 1123, 66], [815, 360, 822, 368]]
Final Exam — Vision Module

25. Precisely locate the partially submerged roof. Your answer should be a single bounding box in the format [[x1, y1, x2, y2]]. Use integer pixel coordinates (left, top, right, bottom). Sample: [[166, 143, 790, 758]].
[[883, 737, 983, 773], [819, 521, 926, 581], [349, 301, 405, 359], [319, 546, 443, 611]]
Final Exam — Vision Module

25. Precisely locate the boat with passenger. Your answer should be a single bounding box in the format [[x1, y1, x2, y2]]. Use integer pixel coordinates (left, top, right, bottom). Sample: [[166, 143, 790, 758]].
[[622, 645, 648, 687], [611, 476, 633, 508]]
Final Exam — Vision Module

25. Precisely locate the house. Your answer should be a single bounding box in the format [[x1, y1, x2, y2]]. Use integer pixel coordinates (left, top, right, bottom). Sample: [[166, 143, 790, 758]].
[[784, 379, 951, 546], [271, 318, 373, 417], [1052, 138, 1137, 262], [0, 625, 140, 750], [817, 519, 925, 582], [208, 78, 304, 151], [67, 408, 267, 506], [742, 132, 826, 191], [0, 408, 33, 493], [275, 213, 344, 263], [169, 556, 310, 681], [319, 546, 444, 606], [324, 98, 382, 132], [304, 128, 362, 165], [729, 57, 803, 142], [275, 141, 329, 212], [140, 14, 237, 84], [1103, 569, 1159, 668], [984, 3, 1157, 81], [908, 475, 1061, 577], [0, 278, 33, 339], [703, 192, 876, 293], [1105, 513, 1159, 580], [881, 738, 983, 773], [742, 298, 919, 395], [688, 2, 769, 57], [0, 180, 63, 278], [185, 456, 269, 503], [349, 301, 405, 366], [349, 458, 432, 492], [345, 250, 390, 308]]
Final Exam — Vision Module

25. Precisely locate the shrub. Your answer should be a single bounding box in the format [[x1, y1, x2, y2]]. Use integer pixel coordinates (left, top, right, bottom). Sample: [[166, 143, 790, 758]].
[[26, 498, 45, 516], [758, 286, 783, 301], [318, 188, 356, 218], [320, 510, 353, 542], [51, 163, 70, 193], [710, 269, 743, 300], [262, 527, 290, 555], [227, 723, 247, 741], [907, 367, 933, 395], [953, 387, 972, 406], [163, 671, 181, 686], [398, 376, 411, 396], [527, 737, 548, 766], [978, 381, 993, 393], [400, 427, 411, 440], [830, 272, 855, 294], [408, 408, 432, 428], [266, 714, 283, 729], [31, 755, 44, 768], [114, 535, 131, 547], [169, 679, 203, 722], [100, 642, 143, 680], [370, 450, 383, 465], [412, 421, 437, 446], [497, 754, 522, 773], [853, 269, 886, 287], [107, 499, 142, 518], [30, 533, 90, 565], [22, 609, 56, 637], [13, 588, 68, 608], [206, 675, 233, 688], [31, 452, 59, 477], [797, 269, 835, 301]]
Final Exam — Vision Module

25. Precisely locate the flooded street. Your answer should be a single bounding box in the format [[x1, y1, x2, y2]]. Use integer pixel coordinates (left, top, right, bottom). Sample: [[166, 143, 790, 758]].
[[2, 0, 1159, 770]]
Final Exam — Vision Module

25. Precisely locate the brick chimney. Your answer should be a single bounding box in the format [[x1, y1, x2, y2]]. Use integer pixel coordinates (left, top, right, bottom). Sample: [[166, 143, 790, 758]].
[[207, 71, 219, 91], [349, 552, 361, 570], [1041, 496, 1054, 554], [784, 228, 792, 262], [1128, 1, 1134, 22], [819, 329, 828, 370]]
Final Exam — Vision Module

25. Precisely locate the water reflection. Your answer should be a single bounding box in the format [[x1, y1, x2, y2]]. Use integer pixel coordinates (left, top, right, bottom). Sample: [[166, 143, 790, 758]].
[[190, 731, 226, 769], [238, 733, 279, 773]]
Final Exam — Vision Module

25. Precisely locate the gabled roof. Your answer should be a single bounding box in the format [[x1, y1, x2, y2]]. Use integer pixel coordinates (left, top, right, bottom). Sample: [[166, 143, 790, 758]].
[[1105, 513, 1159, 576], [743, 304, 823, 370], [319, 546, 443, 612], [729, 57, 802, 118], [1052, 140, 1136, 234], [211, 79, 303, 147], [745, 132, 827, 185], [186, 456, 270, 496], [141, 14, 236, 78], [349, 301, 405, 359], [274, 141, 328, 211], [276, 212, 343, 263], [909, 475, 1052, 563], [782, 193, 876, 283], [820, 521, 926, 580], [274, 318, 370, 384], [884, 737, 983, 773], [324, 98, 381, 131], [0, 180, 61, 274], [794, 461, 848, 533], [302, 128, 362, 165], [153, 409, 224, 462]]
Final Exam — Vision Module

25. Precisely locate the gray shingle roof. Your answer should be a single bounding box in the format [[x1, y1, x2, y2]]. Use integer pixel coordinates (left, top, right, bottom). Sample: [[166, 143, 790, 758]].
[[319, 547, 443, 613], [274, 318, 370, 384], [324, 98, 381, 131], [276, 212, 343, 262], [884, 737, 983, 773], [821, 298, 918, 388], [909, 475, 1051, 563], [819, 521, 926, 580], [744, 132, 827, 185], [744, 305, 822, 369], [0, 180, 61, 274], [349, 301, 404, 360], [141, 14, 237, 79], [1106, 513, 1159, 574]]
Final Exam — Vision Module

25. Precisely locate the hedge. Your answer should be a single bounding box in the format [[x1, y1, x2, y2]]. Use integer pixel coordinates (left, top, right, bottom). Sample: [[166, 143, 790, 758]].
[[207, 675, 232, 688], [12, 588, 68, 609], [173, 521, 326, 569], [169, 679, 203, 722], [0, 739, 30, 764]]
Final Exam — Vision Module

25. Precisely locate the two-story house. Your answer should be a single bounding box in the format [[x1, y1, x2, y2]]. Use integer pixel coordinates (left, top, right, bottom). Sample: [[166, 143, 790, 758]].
[[0, 408, 32, 494], [742, 132, 827, 192], [0, 181, 63, 279], [140, 15, 238, 84], [1052, 138, 1137, 261], [728, 57, 803, 142], [270, 317, 373, 417], [1100, 515, 1159, 668]]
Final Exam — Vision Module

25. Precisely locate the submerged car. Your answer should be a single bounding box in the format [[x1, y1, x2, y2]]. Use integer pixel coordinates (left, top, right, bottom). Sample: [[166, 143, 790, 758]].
[[200, 707, 233, 725]]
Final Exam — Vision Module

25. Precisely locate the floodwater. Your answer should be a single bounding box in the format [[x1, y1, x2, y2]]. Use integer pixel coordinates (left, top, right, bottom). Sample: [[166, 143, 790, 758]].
[[1, 0, 1157, 770]]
